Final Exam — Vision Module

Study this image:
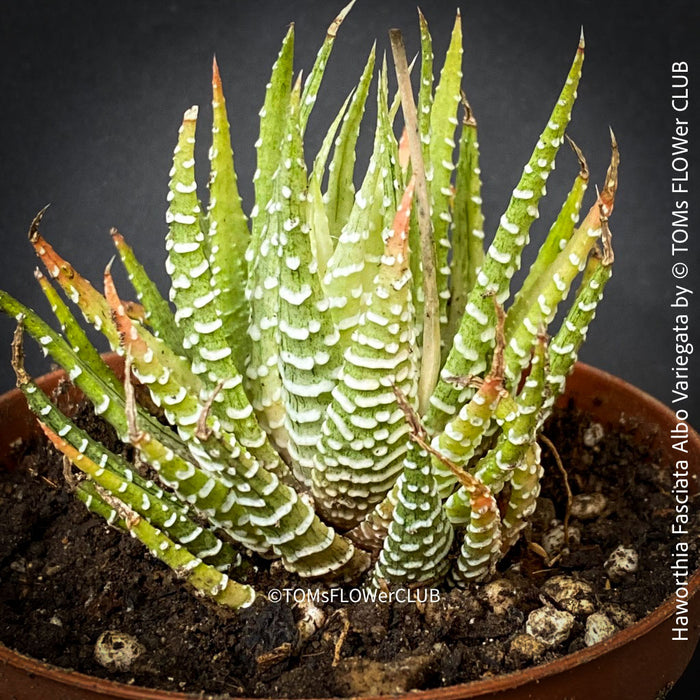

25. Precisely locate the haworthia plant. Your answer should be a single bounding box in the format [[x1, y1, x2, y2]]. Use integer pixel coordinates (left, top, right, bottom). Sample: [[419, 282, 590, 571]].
[[2, 8, 618, 607]]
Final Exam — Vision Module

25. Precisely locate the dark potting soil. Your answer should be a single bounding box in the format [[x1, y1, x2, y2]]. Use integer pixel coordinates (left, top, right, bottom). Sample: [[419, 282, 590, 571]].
[[0, 380, 698, 698]]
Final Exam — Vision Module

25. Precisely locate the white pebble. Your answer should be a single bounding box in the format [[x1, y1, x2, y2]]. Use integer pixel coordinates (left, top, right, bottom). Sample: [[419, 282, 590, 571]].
[[479, 579, 521, 615], [94, 630, 144, 671], [583, 422, 605, 447], [296, 596, 327, 643], [605, 545, 639, 580], [584, 612, 618, 647], [542, 522, 581, 557], [526, 606, 575, 647], [570, 493, 608, 520]]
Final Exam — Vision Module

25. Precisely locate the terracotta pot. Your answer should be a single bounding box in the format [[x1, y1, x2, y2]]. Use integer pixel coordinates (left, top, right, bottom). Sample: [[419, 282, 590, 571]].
[[0, 358, 698, 699]]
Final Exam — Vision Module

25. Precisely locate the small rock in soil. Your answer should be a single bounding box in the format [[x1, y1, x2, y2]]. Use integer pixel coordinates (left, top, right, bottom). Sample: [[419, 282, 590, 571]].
[[94, 630, 145, 672], [295, 597, 326, 643], [584, 612, 618, 647], [542, 575, 595, 616], [526, 606, 575, 647], [600, 602, 636, 628], [542, 522, 581, 557], [333, 654, 436, 696], [583, 422, 605, 447], [479, 578, 521, 615], [509, 633, 548, 661], [605, 545, 639, 581], [570, 492, 608, 520]]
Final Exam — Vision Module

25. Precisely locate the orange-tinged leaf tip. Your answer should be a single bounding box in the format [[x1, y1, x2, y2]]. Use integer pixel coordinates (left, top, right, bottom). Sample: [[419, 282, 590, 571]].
[[39, 422, 82, 463], [386, 177, 415, 258], [103, 265, 119, 307], [29, 228, 79, 285], [600, 140, 619, 216], [104, 266, 140, 350], [398, 127, 410, 170], [104, 266, 127, 327], [212, 55, 223, 94], [472, 490, 497, 515]]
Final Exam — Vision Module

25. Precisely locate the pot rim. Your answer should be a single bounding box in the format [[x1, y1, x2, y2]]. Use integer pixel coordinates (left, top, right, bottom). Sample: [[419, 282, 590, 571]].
[[0, 359, 698, 700]]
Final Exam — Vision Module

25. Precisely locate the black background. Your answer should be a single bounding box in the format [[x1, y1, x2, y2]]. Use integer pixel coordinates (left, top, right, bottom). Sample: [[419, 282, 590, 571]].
[[0, 0, 698, 695]]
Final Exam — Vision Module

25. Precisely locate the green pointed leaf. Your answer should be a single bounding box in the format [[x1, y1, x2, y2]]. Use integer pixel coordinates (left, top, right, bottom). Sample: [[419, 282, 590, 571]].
[[505, 139, 590, 343], [446, 98, 485, 352], [252, 24, 295, 236], [417, 8, 434, 155], [427, 12, 463, 334], [504, 142, 618, 389], [111, 228, 185, 355], [276, 86, 341, 486], [426, 35, 586, 434], [299, 0, 356, 133], [72, 482, 255, 608], [541, 226, 614, 422], [325, 45, 376, 238], [208, 59, 251, 371]]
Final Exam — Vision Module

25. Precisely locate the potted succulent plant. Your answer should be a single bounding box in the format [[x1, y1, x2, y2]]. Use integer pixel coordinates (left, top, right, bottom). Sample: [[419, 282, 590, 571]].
[[0, 3, 697, 699]]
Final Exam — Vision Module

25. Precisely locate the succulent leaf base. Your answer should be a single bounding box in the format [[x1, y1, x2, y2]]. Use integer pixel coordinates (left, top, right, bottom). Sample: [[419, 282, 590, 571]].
[[1, 3, 619, 608]]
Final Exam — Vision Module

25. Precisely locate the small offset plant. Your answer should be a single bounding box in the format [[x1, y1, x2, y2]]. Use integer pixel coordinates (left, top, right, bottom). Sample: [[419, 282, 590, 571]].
[[2, 4, 619, 609]]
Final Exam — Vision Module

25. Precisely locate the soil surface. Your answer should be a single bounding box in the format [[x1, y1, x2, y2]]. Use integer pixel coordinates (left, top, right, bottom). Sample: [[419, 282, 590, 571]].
[[1, 381, 698, 698]]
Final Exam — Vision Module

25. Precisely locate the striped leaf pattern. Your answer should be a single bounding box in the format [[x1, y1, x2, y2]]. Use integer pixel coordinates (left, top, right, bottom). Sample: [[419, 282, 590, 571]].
[[1, 13, 619, 602]]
